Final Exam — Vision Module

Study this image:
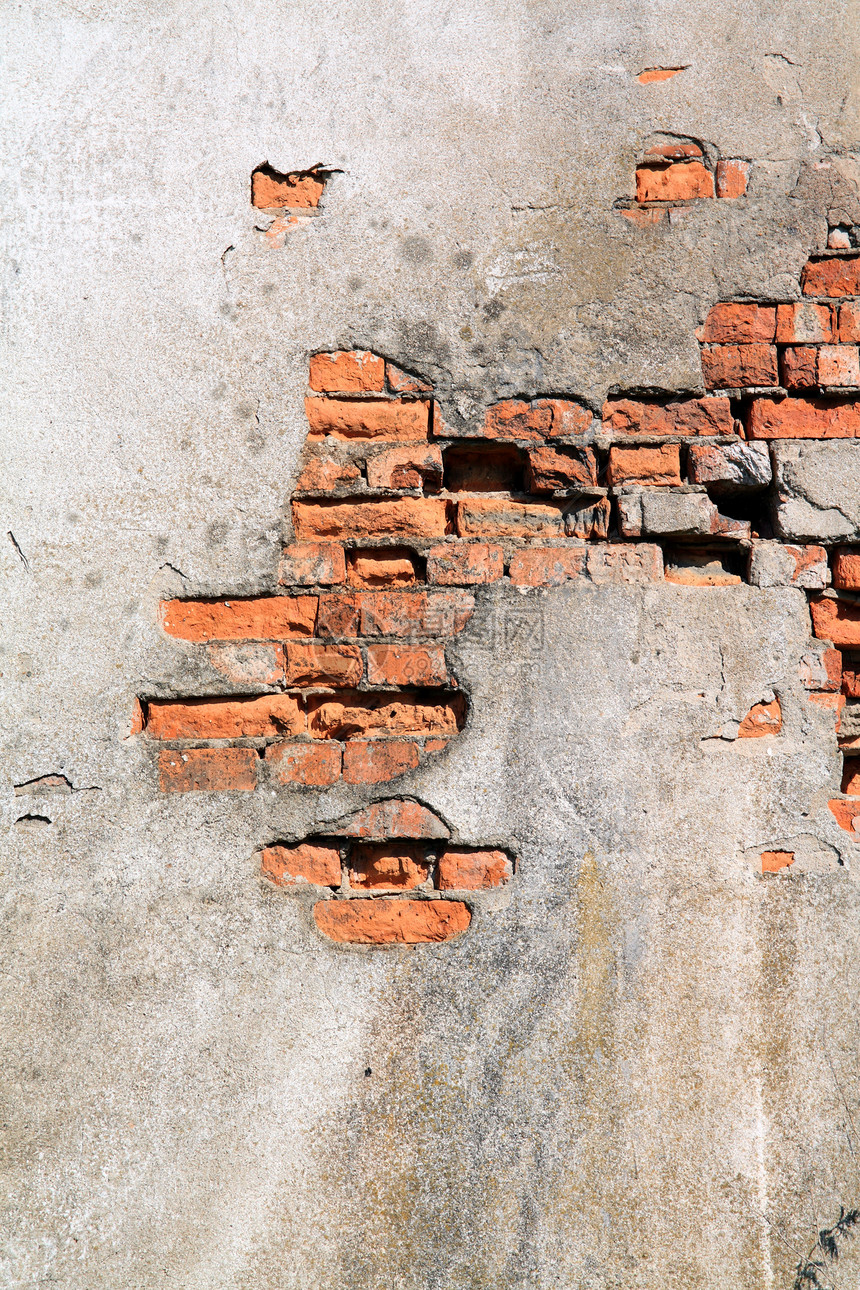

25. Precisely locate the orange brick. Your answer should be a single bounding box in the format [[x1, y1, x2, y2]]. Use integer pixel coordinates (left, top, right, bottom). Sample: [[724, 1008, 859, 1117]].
[[316, 593, 361, 638], [842, 761, 860, 795], [283, 641, 362, 687], [483, 399, 590, 440], [801, 256, 860, 297], [359, 590, 474, 637], [251, 165, 325, 209], [508, 547, 586, 586], [747, 397, 860, 439], [437, 848, 512, 890], [567, 496, 610, 540], [811, 597, 860, 646], [314, 897, 471, 943], [838, 303, 860, 342], [147, 694, 304, 740], [305, 397, 430, 441], [346, 549, 418, 588], [761, 850, 794, 873], [292, 497, 450, 541], [349, 842, 430, 890], [637, 67, 686, 83], [829, 800, 860, 834], [620, 207, 666, 226], [261, 841, 342, 886], [644, 145, 703, 159], [295, 457, 360, 492], [365, 644, 448, 686], [341, 739, 421, 783], [161, 596, 317, 642], [715, 159, 749, 199], [737, 698, 781, 738], [635, 160, 714, 202], [337, 800, 450, 839], [385, 362, 433, 394], [426, 542, 504, 584], [264, 741, 342, 786], [818, 345, 860, 386], [308, 351, 385, 393], [602, 396, 735, 436], [607, 444, 681, 486], [843, 667, 860, 698], [701, 343, 778, 389], [365, 445, 443, 490], [833, 549, 860, 589], [158, 747, 257, 792], [307, 692, 463, 739], [781, 347, 818, 389], [207, 643, 285, 686], [526, 446, 598, 491], [279, 543, 345, 586], [775, 302, 834, 344], [700, 304, 776, 344], [455, 497, 565, 538]]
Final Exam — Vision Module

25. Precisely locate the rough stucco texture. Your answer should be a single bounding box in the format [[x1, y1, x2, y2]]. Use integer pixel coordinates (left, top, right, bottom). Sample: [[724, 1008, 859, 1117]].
[[4, 2, 860, 1287]]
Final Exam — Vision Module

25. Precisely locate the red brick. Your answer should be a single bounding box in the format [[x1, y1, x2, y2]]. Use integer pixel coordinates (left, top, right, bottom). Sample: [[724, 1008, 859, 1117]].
[[747, 397, 860, 439], [292, 497, 450, 541], [341, 739, 421, 783], [801, 256, 860, 297], [508, 547, 586, 586], [620, 207, 666, 226], [607, 444, 681, 486], [314, 897, 470, 943], [426, 542, 504, 584], [526, 446, 598, 492], [602, 396, 735, 436], [843, 667, 860, 698], [251, 165, 325, 209], [715, 159, 749, 199], [261, 841, 342, 886], [305, 397, 430, 441], [264, 741, 342, 786], [701, 343, 778, 389], [635, 160, 714, 202], [158, 747, 257, 792], [833, 549, 860, 589], [307, 692, 464, 739], [811, 596, 860, 646], [336, 800, 449, 839], [761, 850, 794, 873], [308, 351, 385, 393], [360, 590, 474, 637], [279, 543, 345, 586], [147, 694, 304, 740], [838, 303, 860, 342], [366, 644, 448, 686], [483, 399, 590, 440], [162, 596, 317, 642], [644, 142, 702, 158], [455, 497, 565, 538], [775, 303, 834, 344], [346, 549, 418, 588], [295, 456, 361, 492], [349, 842, 430, 890], [587, 544, 664, 583], [283, 642, 362, 687], [700, 304, 776, 344], [437, 848, 511, 890], [316, 593, 361, 637], [385, 362, 433, 394], [637, 68, 686, 84], [819, 345, 860, 386], [207, 643, 285, 686], [781, 347, 818, 389], [366, 445, 443, 490], [130, 698, 145, 735], [829, 800, 860, 834], [841, 761, 860, 795], [737, 698, 782, 738]]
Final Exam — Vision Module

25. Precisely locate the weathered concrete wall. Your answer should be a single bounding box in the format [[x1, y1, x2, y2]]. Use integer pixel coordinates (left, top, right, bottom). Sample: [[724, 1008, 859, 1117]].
[[4, 3, 860, 1286]]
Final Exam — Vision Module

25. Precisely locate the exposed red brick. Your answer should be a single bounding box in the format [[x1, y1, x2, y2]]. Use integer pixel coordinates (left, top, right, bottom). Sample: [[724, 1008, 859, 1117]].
[[821, 648, 843, 691], [838, 303, 860, 342], [715, 159, 750, 199], [314, 897, 471, 943], [316, 593, 361, 638], [801, 256, 860, 297], [158, 747, 257, 792], [264, 741, 342, 786], [251, 165, 326, 210], [620, 207, 666, 226], [207, 643, 285, 686], [455, 497, 565, 538], [737, 698, 782, 738], [437, 848, 511, 890], [335, 800, 449, 839], [842, 761, 860, 795], [365, 445, 443, 490], [349, 842, 430, 890], [385, 362, 434, 394], [819, 345, 860, 386], [508, 547, 586, 586], [607, 444, 681, 486], [341, 739, 422, 783], [307, 692, 464, 739], [829, 800, 860, 834], [295, 457, 361, 492], [426, 542, 504, 584], [308, 351, 385, 394], [700, 304, 776, 344], [775, 302, 834, 344], [781, 346, 818, 389], [162, 596, 317, 642], [833, 550, 860, 589], [483, 399, 590, 440], [701, 343, 778, 389], [644, 142, 702, 158], [365, 644, 448, 686], [305, 397, 430, 441], [635, 160, 714, 202], [346, 549, 418, 588], [279, 543, 346, 586], [360, 590, 474, 637], [811, 597, 860, 646], [637, 67, 686, 83], [843, 667, 860, 698], [261, 841, 342, 886], [747, 397, 860, 439], [526, 446, 598, 492], [761, 850, 794, 873], [147, 694, 304, 740], [602, 396, 735, 436], [283, 641, 363, 687], [292, 497, 450, 541], [587, 544, 664, 582]]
